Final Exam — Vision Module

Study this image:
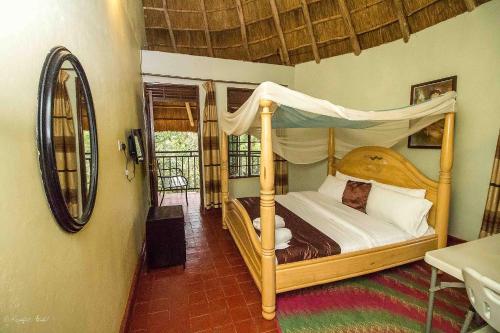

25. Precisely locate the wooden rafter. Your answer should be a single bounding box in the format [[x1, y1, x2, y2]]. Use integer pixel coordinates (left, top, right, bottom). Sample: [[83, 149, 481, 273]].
[[393, 0, 410, 43], [235, 0, 252, 61], [199, 0, 214, 57], [161, 0, 177, 52], [185, 102, 195, 127], [145, 5, 340, 34], [144, 7, 163, 11], [463, 0, 476, 11], [300, 0, 320, 63], [269, 0, 290, 65], [277, 47, 285, 65], [338, 0, 361, 56]]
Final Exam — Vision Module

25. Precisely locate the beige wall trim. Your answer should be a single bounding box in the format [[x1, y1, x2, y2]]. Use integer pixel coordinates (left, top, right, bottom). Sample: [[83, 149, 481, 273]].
[[141, 72, 279, 87]]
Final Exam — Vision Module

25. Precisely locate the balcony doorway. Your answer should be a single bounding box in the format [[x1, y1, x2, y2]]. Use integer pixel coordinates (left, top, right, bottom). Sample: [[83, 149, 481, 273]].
[[155, 131, 200, 207], [144, 83, 203, 210]]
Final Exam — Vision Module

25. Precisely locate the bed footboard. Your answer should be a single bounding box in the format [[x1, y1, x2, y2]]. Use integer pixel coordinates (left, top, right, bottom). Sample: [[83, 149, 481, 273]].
[[224, 199, 263, 290], [276, 235, 438, 293]]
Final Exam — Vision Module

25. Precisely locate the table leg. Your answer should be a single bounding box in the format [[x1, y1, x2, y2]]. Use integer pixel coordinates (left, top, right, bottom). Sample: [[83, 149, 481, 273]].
[[425, 267, 438, 333]]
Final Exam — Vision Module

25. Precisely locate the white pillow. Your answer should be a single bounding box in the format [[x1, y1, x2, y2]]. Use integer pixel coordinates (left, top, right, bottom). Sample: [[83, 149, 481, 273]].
[[337, 171, 426, 199], [336, 171, 370, 183], [318, 175, 347, 203], [372, 181, 426, 199], [366, 185, 433, 237]]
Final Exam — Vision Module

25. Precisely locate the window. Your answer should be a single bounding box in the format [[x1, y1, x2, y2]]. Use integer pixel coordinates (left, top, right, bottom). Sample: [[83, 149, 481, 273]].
[[227, 88, 260, 179], [228, 135, 260, 178]]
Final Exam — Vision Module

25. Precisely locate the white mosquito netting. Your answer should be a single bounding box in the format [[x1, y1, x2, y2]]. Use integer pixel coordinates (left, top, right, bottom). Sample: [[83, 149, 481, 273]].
[[219, 81, 457, 164]]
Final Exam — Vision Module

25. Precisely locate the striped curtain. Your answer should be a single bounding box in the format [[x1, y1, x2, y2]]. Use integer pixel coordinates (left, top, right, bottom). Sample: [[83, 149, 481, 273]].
[[274, 153, 288, 195], [53, 71, 79, 218], [202, 81, 222, 209], [479, 131, 500, 238]]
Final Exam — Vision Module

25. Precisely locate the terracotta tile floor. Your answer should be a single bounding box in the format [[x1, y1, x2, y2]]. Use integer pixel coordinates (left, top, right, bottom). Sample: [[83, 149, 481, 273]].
[[128, 192, 280, 333]]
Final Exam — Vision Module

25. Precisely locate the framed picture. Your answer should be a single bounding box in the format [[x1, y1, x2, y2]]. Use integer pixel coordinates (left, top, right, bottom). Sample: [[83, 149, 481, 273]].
[[408, 76, 457, 149]]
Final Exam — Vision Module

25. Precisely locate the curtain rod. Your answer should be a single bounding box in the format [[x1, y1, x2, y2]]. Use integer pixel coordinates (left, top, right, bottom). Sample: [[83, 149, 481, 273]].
[[141, 72, 288, 87]]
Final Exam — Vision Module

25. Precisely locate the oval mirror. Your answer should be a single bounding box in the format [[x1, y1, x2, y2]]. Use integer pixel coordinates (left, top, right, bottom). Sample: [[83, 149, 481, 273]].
[[37, 46, 98, 232]]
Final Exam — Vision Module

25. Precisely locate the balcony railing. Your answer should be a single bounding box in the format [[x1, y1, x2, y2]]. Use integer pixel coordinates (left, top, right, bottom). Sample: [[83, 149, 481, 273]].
[[156, 150, 200, 192]]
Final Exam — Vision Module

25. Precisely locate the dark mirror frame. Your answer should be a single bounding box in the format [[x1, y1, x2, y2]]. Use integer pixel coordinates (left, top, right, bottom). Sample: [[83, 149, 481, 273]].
[[37, 46, 98, 233]]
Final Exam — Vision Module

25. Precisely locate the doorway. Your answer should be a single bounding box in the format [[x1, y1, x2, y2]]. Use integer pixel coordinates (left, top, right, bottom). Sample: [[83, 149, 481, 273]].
[[144, 83, 203, 209]]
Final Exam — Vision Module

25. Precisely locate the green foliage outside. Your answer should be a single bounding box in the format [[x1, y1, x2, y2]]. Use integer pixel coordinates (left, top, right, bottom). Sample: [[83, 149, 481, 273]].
[[153, 131, 261, 189], [155, 131, 198, 152], [155, 131, 200, 191]]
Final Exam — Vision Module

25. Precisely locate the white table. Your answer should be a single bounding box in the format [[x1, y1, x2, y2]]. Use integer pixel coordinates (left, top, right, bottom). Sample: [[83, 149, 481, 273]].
[[424, 234, 500, 333]]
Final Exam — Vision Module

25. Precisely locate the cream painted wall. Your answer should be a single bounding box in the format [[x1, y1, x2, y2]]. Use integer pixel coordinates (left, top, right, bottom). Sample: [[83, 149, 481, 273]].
[[0, 1, 147, 332], [294, 1, 500, 240], [142, 51, 294, 86], [141, 51, 294, 200]]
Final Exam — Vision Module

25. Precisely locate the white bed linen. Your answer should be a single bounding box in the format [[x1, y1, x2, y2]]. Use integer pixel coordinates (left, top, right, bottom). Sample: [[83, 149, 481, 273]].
[[275, 191, 434, 254]]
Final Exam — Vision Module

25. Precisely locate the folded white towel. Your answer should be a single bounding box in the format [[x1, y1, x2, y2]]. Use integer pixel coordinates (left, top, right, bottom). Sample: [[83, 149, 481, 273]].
[[256, 227, 293, 250], [252, 215, 285, 231], [276, 242, 291, 250], [275, 227, 292, 245]]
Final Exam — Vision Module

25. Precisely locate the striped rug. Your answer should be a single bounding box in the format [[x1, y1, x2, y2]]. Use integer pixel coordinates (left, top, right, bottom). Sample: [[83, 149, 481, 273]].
[[277, 261, 480, 333]]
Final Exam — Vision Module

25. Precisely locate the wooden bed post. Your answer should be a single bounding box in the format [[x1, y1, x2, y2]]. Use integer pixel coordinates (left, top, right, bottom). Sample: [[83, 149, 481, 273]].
[[221, 130, 229, 229], [328, 128, 336, 175], [436, 112, 455, 248], [260, 99, 276, 320]]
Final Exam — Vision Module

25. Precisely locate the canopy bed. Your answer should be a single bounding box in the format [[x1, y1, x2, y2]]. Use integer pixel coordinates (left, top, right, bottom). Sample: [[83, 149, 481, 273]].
[[218, 82, 456, 320]]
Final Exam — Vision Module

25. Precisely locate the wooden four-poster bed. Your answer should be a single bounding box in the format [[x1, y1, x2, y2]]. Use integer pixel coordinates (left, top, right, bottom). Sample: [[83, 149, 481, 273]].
[[219, 99, 455, 320]]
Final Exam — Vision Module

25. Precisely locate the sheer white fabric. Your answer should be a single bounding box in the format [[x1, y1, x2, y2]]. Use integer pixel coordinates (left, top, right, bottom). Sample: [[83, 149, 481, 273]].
[[219, 81, 456, 164]]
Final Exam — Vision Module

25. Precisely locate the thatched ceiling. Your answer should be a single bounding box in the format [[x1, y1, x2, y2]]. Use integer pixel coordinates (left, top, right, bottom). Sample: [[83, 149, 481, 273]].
[[143, 0, 489, 66]]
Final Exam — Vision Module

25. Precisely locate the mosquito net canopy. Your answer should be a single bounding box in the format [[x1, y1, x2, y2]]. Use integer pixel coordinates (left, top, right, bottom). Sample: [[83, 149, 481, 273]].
[[218, 81, 456, 164]]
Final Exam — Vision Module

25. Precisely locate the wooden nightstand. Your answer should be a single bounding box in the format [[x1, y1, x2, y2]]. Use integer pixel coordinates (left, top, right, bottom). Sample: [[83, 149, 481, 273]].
[[146, 205, 186, 269]]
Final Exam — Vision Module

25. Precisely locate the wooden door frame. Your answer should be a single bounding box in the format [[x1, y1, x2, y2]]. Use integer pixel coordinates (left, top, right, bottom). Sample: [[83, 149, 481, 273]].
[[195, 85, 205, 212], [143, 83, 204, 209], [145, 88, 158, 207]]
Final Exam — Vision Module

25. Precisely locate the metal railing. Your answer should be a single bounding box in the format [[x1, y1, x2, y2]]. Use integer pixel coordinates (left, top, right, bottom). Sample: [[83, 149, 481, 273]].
[[156, 150, 200, 192]]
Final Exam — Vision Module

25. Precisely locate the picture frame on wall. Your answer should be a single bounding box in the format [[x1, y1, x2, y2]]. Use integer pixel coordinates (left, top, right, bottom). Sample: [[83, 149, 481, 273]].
[[408, 75, 457, 149]]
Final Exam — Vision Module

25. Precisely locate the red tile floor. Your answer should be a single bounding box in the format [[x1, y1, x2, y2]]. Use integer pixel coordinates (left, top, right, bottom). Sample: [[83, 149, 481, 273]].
[[128, 192, 280, 333]]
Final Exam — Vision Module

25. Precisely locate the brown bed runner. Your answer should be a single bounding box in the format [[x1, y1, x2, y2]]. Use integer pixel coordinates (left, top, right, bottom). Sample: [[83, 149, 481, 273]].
[[238, 197, 341, 265]]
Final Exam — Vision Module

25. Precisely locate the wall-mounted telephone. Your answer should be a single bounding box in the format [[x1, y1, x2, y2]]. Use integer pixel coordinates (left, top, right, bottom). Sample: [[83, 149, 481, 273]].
[[127, 129, 145, 164]]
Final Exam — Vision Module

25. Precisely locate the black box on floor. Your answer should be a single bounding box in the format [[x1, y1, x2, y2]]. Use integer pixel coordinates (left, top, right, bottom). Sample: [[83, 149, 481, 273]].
[[146, 205, 186, 269]]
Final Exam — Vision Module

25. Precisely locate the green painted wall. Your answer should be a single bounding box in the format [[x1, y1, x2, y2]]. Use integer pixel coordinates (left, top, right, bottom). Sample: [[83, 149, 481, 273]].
[[0, 1, 147, 332], [292, 1, 500, 240]]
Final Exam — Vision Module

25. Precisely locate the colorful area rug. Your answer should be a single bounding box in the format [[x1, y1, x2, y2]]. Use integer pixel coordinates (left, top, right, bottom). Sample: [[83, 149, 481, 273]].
[[277, 261, 480, 333]]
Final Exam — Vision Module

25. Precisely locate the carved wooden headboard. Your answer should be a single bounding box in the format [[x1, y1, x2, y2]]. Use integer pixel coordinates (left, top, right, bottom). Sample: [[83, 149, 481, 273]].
[[336, 146, 439, 228]]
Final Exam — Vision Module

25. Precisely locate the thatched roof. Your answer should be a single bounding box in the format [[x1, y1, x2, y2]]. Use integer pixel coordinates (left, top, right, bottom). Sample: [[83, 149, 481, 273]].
[[142, 0, 489, 66], [145, 83, 200, 132]]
